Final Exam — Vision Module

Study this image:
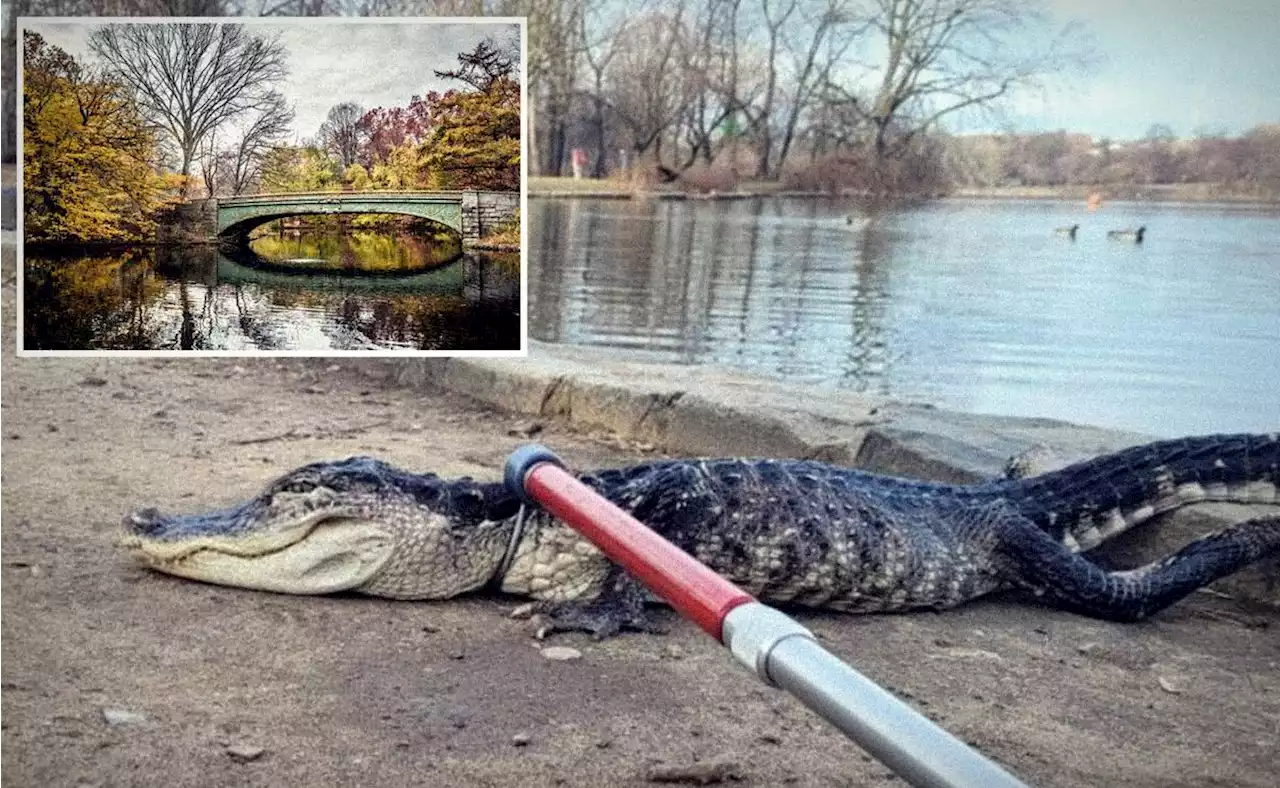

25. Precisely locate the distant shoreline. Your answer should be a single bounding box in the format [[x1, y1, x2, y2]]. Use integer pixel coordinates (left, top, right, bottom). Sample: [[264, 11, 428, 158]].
[[528, 176, 1280, 206]]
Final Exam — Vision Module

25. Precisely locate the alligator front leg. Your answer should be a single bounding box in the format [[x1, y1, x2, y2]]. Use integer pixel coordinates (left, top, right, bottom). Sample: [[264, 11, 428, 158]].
[[531, 567, 670, 639]]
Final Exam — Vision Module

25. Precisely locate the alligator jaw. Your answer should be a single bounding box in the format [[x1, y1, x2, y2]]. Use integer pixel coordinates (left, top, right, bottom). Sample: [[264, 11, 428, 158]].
[[121, 508, 396, 595]]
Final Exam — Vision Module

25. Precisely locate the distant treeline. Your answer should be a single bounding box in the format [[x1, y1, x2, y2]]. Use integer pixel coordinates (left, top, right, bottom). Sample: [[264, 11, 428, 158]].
[[938, 126, 1280, 198], [640, 125, 1280, 201], [5, 1, 1277, 203]]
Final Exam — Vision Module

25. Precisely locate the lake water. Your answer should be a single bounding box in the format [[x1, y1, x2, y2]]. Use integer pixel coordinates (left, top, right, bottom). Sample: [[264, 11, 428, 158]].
[[529, 197, 1280, 437], [23, 231, 521, 352]]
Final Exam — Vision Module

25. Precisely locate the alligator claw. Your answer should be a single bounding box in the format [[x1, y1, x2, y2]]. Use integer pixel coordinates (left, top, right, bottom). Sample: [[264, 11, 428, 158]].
[[508, 601, 538, 620], [533, 601, 668, 640], [529, 571, 668, 640]]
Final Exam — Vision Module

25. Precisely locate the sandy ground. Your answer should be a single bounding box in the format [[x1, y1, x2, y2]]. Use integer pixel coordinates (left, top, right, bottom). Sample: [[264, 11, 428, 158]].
[[2, 277, 1279, 787]]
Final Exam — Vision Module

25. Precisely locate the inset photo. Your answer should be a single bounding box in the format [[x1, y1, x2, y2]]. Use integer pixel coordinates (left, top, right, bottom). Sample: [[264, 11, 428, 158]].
[[18, 16, 524, 354]]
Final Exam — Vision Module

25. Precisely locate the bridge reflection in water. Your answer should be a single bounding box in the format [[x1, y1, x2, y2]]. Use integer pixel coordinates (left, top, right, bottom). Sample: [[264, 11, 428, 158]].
[[22, 241, 520, 352]]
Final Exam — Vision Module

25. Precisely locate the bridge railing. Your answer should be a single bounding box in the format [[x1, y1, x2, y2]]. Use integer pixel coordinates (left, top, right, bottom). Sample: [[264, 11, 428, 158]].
[[217, 190, 474, 202]]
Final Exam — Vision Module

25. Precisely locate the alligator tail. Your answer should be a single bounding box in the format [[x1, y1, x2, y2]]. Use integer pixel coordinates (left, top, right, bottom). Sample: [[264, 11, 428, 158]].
[[1003, 433, 1279, 551], [996, 512, 1280, 621]]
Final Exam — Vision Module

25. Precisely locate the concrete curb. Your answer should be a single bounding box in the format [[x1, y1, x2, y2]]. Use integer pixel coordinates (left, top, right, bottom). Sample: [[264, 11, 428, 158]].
[[382, 342, 1277, 608], [389, 342, 1149, 481]]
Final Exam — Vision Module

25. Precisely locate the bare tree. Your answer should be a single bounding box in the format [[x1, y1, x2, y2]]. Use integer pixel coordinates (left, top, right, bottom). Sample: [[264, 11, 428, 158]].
[[751, 0, 798, 177], [255, 0, 336, 14], [89, 23, 289, 187], [198, 129, 221, 196], [524, 0, 590, 175], [768, 0, 863, 174], [1134, 123, 1178, 185], [318, 101, 366, 169], [260, 0, 485, 13], [605, 0, 693, 174], [578, 3, 628, 176], [225, 92, 294, 193], [671, 0, 747, 173], [136, 0, 227, 12], [5, 1, 234, 162], [826, 0, 1093, 160], [1241, 124, 1280, 195], [14, 0, 223, 14]]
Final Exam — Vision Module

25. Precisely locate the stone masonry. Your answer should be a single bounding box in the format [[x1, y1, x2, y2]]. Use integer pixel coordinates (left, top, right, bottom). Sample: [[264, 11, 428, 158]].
[[460, 191, 520, 240], [156, 199, 218, 244]]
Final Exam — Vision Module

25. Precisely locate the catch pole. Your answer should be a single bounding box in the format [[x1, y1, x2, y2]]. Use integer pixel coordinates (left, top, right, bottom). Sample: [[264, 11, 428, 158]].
[[504, 444, 1030, 788]]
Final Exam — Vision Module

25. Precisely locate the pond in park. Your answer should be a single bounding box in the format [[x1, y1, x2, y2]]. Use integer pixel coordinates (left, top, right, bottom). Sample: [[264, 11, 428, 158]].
[[528, 196, 1280, 437], [22, 229, 521, 352]]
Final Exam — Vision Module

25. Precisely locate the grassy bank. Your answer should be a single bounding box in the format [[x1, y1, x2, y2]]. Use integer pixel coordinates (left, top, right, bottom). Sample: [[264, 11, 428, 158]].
[[529, 175, 1280, 204]]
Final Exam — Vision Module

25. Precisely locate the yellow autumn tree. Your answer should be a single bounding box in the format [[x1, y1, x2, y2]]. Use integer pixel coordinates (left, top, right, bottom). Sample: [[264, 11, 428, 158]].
[[369, 145, 424, 190], [418, 75, 520, 192], [260, 145, 341, 193], [343, 162, 370, 190], [23, 31, 179, 243]]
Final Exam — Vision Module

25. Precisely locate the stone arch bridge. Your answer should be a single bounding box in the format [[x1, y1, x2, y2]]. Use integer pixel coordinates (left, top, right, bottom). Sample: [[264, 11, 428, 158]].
[[162, 191, 519, 244]]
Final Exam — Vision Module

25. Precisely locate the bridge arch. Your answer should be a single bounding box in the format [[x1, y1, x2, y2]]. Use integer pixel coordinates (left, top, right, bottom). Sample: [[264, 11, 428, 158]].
[[216, 192, 465, 240]]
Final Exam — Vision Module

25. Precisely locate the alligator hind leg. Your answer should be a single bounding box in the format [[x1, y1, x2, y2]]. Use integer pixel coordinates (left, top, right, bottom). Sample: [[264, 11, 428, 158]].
[[996, 513, 1280, 621], [532, 567, 670, 639]]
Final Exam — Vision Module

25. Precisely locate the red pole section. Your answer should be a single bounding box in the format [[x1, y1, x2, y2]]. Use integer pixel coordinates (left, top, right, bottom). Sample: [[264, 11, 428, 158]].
[[523, 461, 754, 641]]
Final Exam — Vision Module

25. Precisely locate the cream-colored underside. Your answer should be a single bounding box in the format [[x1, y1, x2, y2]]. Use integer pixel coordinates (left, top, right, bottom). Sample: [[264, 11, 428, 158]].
[[499, 524, 609, 602]]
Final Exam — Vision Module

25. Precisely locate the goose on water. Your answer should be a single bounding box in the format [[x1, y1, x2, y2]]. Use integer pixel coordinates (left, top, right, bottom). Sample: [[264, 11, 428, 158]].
[[1054, 223, 1079, 239], [1107, 225, 1146, 243]]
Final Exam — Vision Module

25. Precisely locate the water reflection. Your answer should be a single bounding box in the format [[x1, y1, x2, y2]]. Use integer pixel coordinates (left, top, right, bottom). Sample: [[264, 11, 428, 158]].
[[244, 229, 460, 275], [531, 198, 896, 391], [24, 238, 520, 351], [529, 197, 1280, 436]]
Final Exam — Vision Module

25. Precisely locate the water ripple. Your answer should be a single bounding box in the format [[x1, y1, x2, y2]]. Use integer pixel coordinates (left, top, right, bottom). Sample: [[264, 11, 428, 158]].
[[530, 197, 1280, 436]]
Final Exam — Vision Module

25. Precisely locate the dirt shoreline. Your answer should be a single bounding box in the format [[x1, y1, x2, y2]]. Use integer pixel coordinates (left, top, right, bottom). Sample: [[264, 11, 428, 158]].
[[3, 269, 1278, 785]]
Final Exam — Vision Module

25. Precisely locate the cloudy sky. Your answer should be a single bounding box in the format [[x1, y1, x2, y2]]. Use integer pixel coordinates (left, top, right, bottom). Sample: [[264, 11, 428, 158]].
[[25, 20, 520, 143]]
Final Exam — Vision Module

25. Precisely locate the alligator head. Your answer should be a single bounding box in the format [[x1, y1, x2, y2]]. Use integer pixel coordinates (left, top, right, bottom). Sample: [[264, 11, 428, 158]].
[[121, 456, 522, 599]]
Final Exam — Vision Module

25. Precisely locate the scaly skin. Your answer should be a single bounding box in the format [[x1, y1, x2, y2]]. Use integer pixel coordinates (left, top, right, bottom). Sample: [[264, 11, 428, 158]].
[[123, 434, 1280, 636]]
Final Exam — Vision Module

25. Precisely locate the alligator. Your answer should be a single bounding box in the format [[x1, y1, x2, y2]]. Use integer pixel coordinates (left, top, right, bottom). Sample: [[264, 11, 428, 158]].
[[122, 433, 1279, 637]]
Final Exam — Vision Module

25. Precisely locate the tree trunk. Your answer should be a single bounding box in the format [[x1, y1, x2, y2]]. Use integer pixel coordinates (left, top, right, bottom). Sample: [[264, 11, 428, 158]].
[[547, 107, 567, 177], [180, 146, 196, 197], [591, 97, 607, 178], [527, 88, 541, 176]]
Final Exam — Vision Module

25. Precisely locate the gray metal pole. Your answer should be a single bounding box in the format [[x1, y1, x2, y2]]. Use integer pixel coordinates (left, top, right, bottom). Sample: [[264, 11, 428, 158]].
[[506, 446, 1033, 788], [723, 603, 1029, 788]]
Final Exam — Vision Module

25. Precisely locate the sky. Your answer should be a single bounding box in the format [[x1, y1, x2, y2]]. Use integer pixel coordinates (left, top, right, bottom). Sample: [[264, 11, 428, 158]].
[[24, 20, 521, 144], [993, 0, 1280, 139]]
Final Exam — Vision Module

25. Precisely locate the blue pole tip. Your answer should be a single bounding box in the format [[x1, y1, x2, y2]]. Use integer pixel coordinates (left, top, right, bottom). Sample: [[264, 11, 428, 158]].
[[503, 443, 565, 504]]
